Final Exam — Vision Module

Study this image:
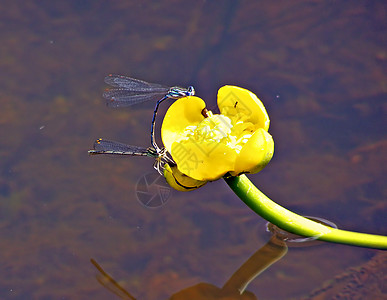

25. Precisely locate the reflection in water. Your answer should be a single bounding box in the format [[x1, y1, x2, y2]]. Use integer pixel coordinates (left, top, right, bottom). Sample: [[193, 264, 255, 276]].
[[92, 215, 377, 299], [170, 235, 287, 299], [90, 258, 136, 300], [266, 216, 338, 247], [91, 233, 289, 299]]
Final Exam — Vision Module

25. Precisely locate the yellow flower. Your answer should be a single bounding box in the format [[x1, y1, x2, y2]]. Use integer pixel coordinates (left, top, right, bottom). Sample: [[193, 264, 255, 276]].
[[161, 86, 274, 187]]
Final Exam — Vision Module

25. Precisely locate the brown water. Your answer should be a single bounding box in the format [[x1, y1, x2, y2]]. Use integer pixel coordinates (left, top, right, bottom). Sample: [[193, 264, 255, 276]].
[[0, 1, 386, 299]]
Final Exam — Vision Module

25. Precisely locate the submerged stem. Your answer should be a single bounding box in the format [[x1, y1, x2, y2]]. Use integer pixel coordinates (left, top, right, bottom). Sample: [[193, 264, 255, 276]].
[[224, 175, 387, 250]]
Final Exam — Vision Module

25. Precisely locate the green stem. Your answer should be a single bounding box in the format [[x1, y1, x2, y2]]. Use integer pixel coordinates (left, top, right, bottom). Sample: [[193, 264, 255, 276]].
[[224, 175, 387, 250]]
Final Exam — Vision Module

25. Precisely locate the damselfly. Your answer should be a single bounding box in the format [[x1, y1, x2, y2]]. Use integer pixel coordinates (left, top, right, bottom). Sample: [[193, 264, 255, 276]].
[[88, 138, 174, 175], [102, 74, 195, 150]]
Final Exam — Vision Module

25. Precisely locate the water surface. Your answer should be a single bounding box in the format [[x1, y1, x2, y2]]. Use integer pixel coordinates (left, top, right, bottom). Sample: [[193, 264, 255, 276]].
[[0, 1, 386, 299]]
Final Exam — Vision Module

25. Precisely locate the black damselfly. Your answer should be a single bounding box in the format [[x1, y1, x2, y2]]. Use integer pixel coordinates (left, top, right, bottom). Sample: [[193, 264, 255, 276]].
[[88, 138, 174, 175], [102, 74, 195, 150]]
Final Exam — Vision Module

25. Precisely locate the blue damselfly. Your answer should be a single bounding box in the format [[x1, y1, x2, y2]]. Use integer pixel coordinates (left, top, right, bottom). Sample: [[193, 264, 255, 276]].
[[103, 74, 195, 150], [88, 138, 173, 175]]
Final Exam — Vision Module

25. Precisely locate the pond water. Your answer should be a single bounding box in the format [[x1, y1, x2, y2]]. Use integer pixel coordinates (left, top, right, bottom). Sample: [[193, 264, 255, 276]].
[[0, 1, 386, 299]]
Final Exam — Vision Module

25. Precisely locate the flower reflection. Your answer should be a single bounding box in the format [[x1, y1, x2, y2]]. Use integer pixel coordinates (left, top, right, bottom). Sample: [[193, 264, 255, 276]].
[[91, 230, 290, 299]]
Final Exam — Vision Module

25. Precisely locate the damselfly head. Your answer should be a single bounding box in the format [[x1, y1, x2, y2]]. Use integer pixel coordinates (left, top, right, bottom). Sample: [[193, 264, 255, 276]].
[[187, 86, 195, 96]]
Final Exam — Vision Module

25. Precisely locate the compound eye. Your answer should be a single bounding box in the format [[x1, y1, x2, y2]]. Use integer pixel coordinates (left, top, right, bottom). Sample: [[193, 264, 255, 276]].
[[187, 86, 195, 96]]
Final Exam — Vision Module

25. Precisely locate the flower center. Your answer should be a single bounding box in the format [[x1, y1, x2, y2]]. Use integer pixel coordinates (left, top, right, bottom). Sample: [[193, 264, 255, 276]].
[[181, 114, 255, 153]]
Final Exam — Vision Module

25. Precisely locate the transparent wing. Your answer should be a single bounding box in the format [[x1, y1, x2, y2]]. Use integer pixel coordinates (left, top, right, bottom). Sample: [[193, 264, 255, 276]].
[[103, 89, 168, 107], [104, 74, 168, 92]]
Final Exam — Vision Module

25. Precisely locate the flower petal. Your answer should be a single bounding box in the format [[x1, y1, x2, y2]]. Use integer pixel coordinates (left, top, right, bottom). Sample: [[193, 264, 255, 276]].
[[161, 96, 206, 152], [171, 140, 236, 181], [231, 128, 274, 176], [217, 86, 270, 131], [163, 163, 207, 191]]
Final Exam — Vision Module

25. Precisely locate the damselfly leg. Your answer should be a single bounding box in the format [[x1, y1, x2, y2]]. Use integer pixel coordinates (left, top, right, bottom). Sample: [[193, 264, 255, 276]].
[[88, 138, 174, 175], [102, 74, 195, 150]]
